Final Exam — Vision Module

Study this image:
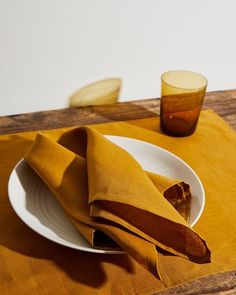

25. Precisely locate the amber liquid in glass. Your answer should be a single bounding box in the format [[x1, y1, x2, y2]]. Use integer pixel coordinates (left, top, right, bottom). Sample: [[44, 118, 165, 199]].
[[160, 102, 202, 137]]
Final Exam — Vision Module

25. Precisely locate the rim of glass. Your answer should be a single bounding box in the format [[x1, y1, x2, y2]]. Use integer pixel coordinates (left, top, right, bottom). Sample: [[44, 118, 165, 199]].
[[161, 70, 208, 90]]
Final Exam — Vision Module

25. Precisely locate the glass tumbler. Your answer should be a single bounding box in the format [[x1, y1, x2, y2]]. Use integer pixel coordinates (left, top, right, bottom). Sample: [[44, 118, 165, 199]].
[[160, 70, 207, 136]]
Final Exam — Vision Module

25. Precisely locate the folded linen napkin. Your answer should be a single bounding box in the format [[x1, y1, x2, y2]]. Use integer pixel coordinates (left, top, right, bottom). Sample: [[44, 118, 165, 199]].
[[24, 126, 210, 278]]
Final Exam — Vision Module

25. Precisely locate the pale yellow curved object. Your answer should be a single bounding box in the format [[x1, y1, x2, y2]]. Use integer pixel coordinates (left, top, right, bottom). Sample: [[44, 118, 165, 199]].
[[69, 78, 122, 107]]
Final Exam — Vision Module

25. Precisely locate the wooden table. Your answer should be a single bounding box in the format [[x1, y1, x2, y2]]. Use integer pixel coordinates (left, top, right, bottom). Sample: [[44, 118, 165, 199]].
[[0, 89, 236, 294]]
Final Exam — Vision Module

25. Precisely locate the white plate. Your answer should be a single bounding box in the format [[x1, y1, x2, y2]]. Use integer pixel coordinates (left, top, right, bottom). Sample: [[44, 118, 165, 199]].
[[8, 135, 205, 254]]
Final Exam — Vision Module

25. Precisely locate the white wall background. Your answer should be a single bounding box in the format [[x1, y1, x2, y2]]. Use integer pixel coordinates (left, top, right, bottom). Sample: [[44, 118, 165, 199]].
[[0, 0, 236, 116]]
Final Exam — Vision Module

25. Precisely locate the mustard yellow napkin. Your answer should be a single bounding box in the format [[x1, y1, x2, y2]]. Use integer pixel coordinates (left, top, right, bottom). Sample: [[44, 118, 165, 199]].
[[24, 126, 210, 278]]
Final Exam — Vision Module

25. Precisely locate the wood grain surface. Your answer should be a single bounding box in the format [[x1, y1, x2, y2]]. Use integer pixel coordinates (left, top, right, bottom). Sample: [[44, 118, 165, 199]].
[[0, 89, 236, 135], [0, 89, 236, 294]]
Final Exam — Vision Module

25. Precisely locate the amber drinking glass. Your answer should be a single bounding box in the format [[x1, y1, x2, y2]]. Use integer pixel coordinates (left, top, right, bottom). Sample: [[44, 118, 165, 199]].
[[160, 70, 207, 136]]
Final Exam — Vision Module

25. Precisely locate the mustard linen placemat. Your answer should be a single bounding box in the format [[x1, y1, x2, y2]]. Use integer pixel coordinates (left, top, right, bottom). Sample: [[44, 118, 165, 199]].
[[0, 110, 235, 294]]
